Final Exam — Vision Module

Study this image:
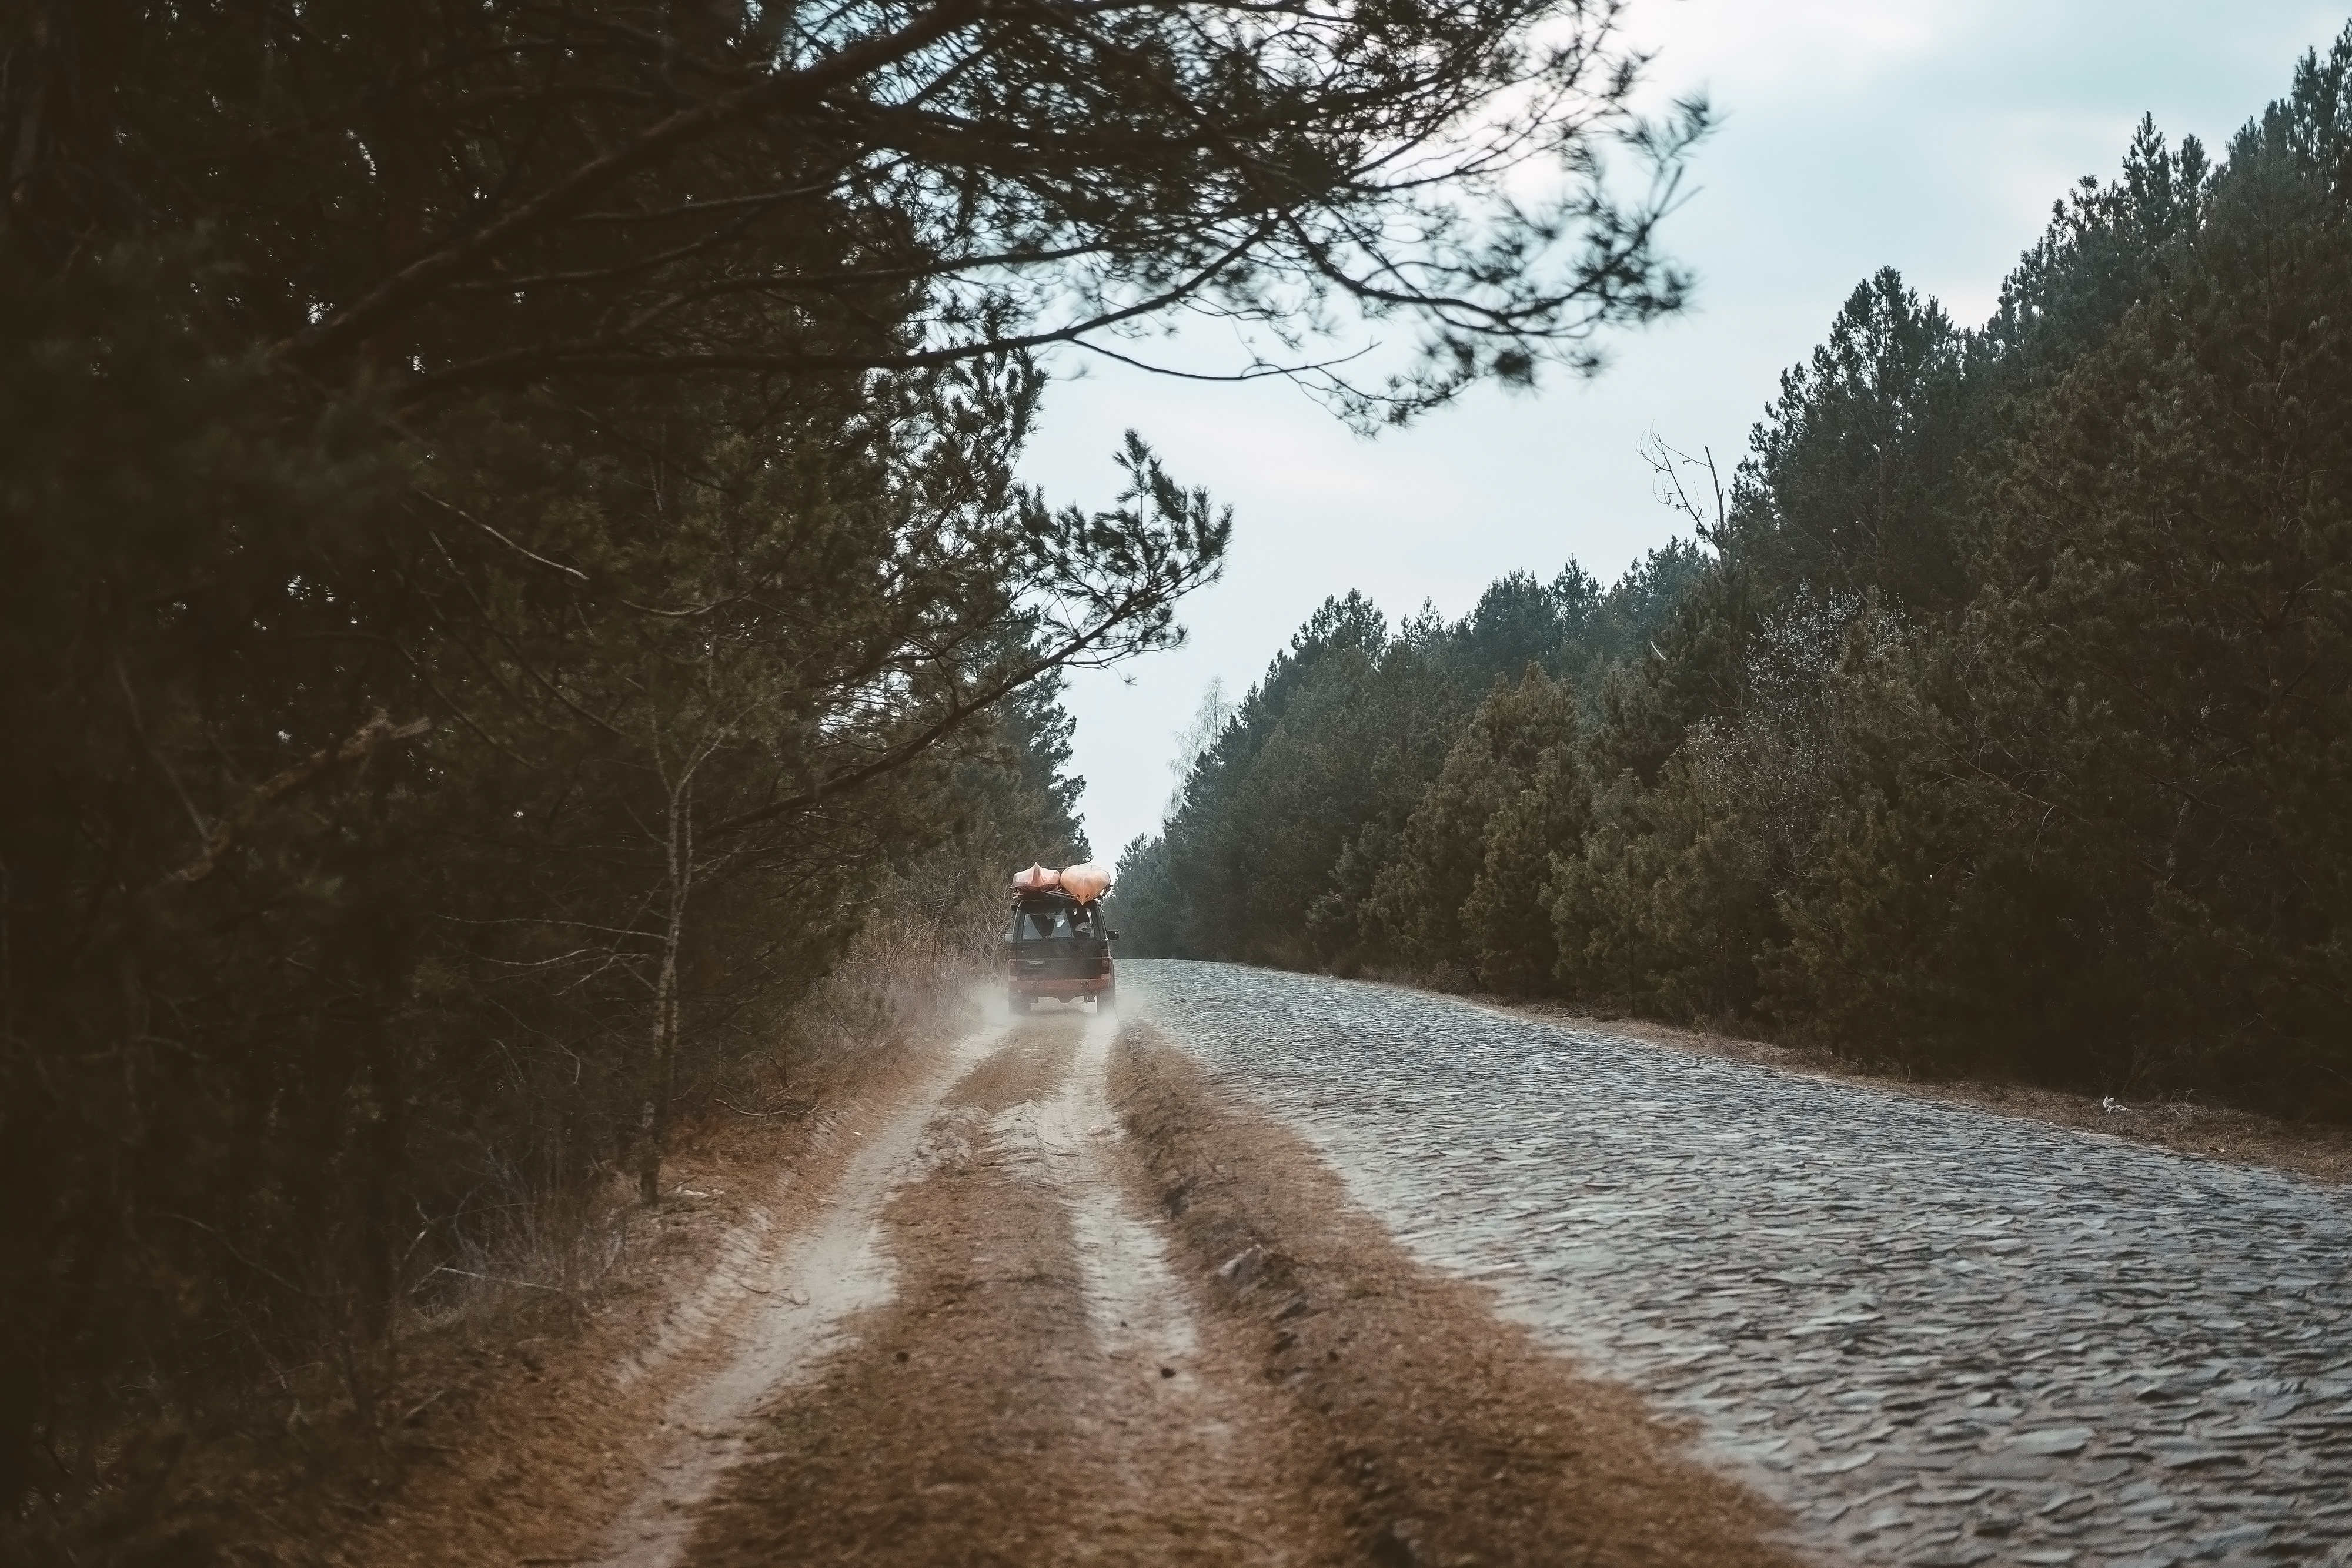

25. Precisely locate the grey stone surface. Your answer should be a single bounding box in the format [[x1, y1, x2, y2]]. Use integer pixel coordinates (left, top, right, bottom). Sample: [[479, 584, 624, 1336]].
[[1127, 960, 2352, 1567]]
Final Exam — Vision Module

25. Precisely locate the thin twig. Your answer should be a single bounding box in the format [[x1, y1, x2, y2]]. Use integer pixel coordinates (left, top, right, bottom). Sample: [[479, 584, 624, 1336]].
[[413, 489, 589, 581], [421, 1265, 570, 1295], [716, 1095, 804, 1119]]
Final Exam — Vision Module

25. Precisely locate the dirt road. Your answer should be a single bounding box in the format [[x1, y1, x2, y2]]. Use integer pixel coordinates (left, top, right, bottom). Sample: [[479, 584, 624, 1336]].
[[350, 963, 2352, 1568], [405, 1001, 1796, 1568]]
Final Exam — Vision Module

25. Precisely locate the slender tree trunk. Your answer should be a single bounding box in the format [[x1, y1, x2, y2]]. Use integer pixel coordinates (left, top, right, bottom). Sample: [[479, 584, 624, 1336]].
[[640, 775, 691, 1205]]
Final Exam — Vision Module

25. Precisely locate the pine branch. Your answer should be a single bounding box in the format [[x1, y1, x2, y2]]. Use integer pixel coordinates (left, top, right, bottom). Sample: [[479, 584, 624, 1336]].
[[161, 710, 433, 889]]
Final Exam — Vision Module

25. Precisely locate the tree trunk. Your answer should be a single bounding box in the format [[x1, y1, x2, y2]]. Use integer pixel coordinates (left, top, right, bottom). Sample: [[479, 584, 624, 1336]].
[[639, 775, 691, 1205]]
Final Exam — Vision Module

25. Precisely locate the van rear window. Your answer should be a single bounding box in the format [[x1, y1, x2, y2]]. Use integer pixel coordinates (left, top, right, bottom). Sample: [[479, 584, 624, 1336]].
[[1011, 910, 1071, 941], [1008, 905, 1094, 941]]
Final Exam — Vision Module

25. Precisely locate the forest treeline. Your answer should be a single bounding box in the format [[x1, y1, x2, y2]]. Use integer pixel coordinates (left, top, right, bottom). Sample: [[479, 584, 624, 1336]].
[[0, 0, 1698, 1525], [1121, 32, 2352, 1120]]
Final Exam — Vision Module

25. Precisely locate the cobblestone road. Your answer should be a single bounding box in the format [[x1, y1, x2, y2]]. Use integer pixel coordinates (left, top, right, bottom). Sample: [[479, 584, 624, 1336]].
[[1125, 959, 2352, 1567]]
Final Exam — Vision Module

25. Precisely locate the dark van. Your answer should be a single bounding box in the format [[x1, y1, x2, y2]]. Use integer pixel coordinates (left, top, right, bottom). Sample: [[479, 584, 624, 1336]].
[[1005, 889, 1116, 1013]]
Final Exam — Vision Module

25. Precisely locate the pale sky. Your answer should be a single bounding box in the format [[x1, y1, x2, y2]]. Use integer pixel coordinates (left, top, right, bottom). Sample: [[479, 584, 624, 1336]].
[[1019, 1, 2350, 862]]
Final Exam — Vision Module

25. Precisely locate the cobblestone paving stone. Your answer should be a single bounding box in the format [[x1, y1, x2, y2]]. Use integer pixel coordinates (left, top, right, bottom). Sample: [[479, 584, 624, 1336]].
[[1125, 961, 2352, 1567]]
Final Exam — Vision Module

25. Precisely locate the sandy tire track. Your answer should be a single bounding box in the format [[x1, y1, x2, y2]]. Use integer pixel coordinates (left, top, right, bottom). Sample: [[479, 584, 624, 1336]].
[[585, 1021, 1010, 1568], [682, 1014, 1333, 1566], [988, 1011, 1306, 1542], [1012, 1009, 1203, 1391]]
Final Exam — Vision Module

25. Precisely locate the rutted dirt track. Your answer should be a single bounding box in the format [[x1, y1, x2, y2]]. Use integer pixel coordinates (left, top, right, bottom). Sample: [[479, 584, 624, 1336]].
[[385, 1000, 1802, 1568]]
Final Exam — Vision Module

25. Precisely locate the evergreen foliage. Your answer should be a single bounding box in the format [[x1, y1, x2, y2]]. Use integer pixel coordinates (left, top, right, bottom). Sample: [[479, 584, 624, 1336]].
[[1120, 31, 2352, 1126], [1, 0, 1686, 1513]]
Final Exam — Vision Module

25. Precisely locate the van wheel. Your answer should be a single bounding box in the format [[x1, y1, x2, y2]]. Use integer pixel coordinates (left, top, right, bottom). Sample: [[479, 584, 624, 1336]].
[[1100, 987, 1117, 1014], [1010, 995, 1030, 1015]]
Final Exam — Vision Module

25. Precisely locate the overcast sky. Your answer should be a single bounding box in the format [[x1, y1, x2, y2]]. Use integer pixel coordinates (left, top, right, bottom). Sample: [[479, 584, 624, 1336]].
[[1018, 1, 2350, 864]]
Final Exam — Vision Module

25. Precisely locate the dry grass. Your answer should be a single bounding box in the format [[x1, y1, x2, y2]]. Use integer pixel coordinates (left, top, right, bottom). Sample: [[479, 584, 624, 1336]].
[[340, 1037, 961, 1568], [412, 890, 995, 1347]]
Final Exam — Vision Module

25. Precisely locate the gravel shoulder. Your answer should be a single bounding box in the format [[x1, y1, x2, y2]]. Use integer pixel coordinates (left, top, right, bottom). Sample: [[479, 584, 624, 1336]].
[[1454, 992, 2352, 1185], [1132, 959, 2352, 1568]]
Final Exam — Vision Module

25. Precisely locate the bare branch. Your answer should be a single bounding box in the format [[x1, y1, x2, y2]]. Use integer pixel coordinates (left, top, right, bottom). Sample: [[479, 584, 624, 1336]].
[[413, 488, 590, 581]]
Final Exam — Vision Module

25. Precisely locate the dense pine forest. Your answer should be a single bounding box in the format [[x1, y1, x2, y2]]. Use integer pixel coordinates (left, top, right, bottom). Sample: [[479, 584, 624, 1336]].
[[0, 0, 1700, 1526], [1120, 34, 2352, 1119]]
